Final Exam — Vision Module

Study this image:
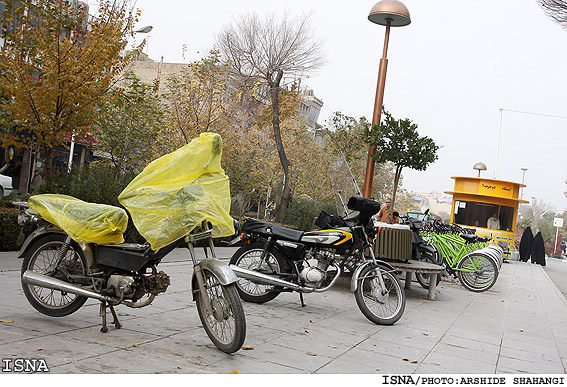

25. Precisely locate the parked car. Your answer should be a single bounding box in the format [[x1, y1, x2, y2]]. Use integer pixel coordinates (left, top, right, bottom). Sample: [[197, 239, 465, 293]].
[[0, 174, 13, 198]]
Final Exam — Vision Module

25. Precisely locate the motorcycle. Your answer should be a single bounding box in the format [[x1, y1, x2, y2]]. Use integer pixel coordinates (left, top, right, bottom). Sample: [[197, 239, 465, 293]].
[[17, 133, 246, 353], [228, 196, 406, 325], [398, 210, 442, 289]]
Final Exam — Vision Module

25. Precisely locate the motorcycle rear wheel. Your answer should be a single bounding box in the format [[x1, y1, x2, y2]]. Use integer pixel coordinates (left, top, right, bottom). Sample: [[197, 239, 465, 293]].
[[195, 268, 246, 354], [21, 234, 88, 317], [415, 253, 442, 290], [354, 264, 405, 325], [229, 243, 286, 303]]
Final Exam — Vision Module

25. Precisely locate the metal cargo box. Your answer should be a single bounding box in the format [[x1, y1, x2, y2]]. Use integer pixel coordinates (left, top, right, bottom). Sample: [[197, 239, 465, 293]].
[[373, 223, 412, 261]]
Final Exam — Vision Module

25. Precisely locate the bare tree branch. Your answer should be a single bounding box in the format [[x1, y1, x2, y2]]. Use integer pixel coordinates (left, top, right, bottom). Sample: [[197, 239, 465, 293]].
[[538, 0, 567, 29], [216, 11, 326, 221]]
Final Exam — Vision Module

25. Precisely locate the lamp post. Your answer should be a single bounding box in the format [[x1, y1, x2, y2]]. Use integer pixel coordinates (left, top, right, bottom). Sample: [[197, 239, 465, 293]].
[[134, 25, 153, 57], [473, 162, 487, 177], [363, 0, 411, 198], [519, 167, 528, 200]]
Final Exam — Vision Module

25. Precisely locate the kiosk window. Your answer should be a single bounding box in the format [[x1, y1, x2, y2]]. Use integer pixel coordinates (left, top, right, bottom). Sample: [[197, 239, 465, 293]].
[[454, 201, 513, 231]]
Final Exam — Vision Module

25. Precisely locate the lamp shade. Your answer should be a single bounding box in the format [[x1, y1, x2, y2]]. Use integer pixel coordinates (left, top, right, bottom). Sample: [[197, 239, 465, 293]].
[[368, 0, 411, 26], [135, 26, 153, 34], [473, 162, 487, 172]]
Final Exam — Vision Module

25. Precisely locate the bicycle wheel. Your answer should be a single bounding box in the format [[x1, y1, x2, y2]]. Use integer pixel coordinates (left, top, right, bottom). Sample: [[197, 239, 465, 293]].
[[195, 269, 246, 354], [456, 254, 498, 292], [21, 234, 88, 317], [354, 264, 405, 325], [229, 242, 286, 303]]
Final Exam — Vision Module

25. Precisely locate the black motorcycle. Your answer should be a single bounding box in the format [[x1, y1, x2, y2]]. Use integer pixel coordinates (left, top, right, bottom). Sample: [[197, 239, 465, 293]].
[[228, 196, 406, 326], [399, 211, 442, 289]]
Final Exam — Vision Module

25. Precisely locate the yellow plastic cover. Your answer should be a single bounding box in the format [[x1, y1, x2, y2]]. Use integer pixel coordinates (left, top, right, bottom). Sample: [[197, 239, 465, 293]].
[[28, 194, 128, 245], [118, 132, 234, 250]]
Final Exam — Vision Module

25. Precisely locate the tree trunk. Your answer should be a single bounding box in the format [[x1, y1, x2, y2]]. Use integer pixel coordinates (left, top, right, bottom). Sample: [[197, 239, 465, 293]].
[[269, 70, 291, 222], [389, 165, 403, 223]]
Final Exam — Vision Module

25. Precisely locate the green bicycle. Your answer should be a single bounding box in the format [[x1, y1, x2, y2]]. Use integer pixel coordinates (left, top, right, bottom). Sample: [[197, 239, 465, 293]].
[[421, 219, 502, 292]]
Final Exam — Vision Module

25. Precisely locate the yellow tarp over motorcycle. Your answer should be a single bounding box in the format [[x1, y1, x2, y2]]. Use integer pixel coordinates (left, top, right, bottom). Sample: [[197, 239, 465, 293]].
[[118, 132, 235, 250], [27, 194, 129, 245]]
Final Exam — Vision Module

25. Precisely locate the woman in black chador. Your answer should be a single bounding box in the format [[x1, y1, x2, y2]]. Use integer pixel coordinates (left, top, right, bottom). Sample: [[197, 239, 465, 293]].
[[530, 231, 546, 266], [519, 227, 533, 262]]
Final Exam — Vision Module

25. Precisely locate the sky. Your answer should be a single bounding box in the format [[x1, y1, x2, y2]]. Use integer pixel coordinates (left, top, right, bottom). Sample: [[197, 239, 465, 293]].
[[92, 0, 567, 209]]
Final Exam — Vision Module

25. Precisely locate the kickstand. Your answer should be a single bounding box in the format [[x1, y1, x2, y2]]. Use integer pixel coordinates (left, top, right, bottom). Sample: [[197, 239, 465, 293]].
[[100, 301, 122, 333], [299, 293, 306, 307]]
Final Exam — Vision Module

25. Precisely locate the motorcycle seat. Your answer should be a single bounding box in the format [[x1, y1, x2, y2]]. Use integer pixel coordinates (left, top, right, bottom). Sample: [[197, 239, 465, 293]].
[[242, 217, 304, 242]]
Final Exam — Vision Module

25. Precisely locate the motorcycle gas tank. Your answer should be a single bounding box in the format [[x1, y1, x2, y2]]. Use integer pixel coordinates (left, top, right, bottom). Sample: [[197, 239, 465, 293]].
[[301, 228, 353, 247]]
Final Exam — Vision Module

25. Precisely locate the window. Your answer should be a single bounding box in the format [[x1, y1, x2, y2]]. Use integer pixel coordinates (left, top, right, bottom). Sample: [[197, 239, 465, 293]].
[[453, 200, 514, 231]]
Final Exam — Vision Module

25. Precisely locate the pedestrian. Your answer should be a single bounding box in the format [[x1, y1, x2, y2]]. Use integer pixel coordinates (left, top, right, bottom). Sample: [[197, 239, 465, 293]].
[[377, 199, 391, 223], [530, 231, 546, 266], [519, 227, 533, 262]]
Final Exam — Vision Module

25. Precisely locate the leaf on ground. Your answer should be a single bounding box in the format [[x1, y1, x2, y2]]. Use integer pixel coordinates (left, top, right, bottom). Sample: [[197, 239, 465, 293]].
[[228, 370, 240, 374], [0, 320, 14, 323], [241, 345, 254, 350], [189, 358, 208, 366], [306, 351, 317, 356]]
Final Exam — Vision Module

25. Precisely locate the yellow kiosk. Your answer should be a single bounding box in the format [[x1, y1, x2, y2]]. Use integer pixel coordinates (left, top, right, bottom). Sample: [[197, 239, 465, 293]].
[[445, 176, 529, 253]]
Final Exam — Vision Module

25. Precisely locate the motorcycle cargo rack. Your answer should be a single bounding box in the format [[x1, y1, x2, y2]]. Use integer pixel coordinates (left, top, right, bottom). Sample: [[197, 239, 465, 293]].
[[373, 223, 412, 261]]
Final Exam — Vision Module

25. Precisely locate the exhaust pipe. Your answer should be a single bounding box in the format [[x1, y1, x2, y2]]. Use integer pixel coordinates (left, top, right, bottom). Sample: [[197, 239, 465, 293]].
[[22, 270, 116, 302], [229, 264, 316, 293]]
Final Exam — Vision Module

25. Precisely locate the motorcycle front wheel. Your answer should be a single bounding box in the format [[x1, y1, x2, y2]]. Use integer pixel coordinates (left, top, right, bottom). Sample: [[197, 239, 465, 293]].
[[354, 264, 405, 325], [21, 234, 88, 317], [195, 268, 246, 354], [229, 242, 286, 303]]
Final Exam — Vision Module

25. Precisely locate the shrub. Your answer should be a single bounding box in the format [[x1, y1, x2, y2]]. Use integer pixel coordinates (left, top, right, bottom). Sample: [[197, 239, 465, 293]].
[[283, 196, 338, 231], [0, 207, 20, 251]]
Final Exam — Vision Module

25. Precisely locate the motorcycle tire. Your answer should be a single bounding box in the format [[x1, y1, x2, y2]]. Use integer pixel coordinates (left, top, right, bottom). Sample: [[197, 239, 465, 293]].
[[456, 253, 498, 292], [21, 234, 88, 317], [229, 242, 287, 304], [415, 253, 442, 290], [354, 264, 405, 325], [195, 268, 246, 354]]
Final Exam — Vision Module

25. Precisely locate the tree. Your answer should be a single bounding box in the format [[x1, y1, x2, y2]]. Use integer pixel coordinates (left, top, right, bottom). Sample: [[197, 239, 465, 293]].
[[94, 72, 164, 175], [324, 111, 408, 210], [538, 0, 567, 29], [162, 51, 235, 146], [217, 11, 326, 222], [363, 109, 439, 221], [0, 0, 139, 149]]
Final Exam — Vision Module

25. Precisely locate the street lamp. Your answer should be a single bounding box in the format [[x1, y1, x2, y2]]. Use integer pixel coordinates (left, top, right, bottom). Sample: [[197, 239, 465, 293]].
[[473, 162, 487, 177], [135, 26, 153, 34], [363, 0, 411, 198], [520, 167, 528, 200]]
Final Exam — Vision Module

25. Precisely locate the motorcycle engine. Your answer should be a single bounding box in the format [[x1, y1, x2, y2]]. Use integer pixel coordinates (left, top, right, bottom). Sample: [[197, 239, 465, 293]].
[[106, 270, 170, 300], [107, 275, 136, 298], [299, 249, 334, 287]]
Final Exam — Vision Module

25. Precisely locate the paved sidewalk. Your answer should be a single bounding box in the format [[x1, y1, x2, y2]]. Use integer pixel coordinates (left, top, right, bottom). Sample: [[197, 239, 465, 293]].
[[0, 248, 566, 374]]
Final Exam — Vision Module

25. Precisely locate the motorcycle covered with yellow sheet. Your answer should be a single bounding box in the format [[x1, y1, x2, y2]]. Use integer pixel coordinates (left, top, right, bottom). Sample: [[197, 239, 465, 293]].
[[18, 133, 246, 353]]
